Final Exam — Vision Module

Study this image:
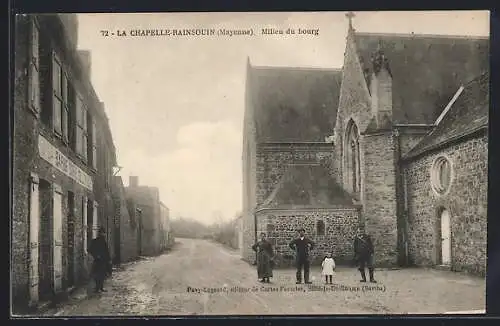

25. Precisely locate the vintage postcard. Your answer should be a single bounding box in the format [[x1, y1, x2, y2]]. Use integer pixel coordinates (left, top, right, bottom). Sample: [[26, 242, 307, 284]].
[[11, 11, 489, 316]]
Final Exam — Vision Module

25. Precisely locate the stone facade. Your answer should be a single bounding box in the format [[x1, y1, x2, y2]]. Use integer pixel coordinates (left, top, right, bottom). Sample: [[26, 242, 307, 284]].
[[125, 176, 163, 256], [112, 176, 139, 263], [403, 133, 488, 276], [12, 14, 118, 312], [241, 21, 488, 276], [256, 208, 360, 267], [256, 143, 336, 204], [159, 202, 174, 252]]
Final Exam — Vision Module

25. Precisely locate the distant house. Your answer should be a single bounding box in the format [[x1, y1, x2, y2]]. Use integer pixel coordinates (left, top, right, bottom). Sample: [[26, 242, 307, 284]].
[[159, 202, 173, 251], [125, 176, 162, 256]]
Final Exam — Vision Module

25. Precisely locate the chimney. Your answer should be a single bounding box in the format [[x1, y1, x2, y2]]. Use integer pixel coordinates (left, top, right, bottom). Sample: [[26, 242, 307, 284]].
[[57, 14, 79, 48], [369, 47, 393, 128], [129, 176, 139, 187], [78, 50, 92, 80]]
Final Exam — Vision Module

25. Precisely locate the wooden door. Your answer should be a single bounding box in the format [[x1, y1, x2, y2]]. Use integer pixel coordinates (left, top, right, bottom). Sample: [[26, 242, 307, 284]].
[[28, 173, 40, 305], [440, 209, 451, 265], [52, 184, 63, 293], [67, 192, 75, 287]]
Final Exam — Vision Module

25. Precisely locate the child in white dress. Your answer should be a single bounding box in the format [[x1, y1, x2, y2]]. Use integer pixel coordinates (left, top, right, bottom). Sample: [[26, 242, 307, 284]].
[[321, 252, 336, 284]]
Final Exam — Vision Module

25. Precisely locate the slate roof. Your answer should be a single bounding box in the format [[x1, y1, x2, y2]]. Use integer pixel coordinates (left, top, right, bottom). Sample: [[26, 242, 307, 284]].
[[404, 71, 489, 159], [260, 164, 354, 209], [354, 32, 489, 125], [248, 66, 342, 142]]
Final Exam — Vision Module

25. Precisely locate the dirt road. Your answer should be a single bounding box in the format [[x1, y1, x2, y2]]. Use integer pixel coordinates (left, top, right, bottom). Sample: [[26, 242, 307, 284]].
[[42, 238, 486, 316]]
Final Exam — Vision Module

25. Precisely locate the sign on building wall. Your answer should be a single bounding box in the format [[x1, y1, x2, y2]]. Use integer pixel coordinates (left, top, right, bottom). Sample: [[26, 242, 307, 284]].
[[38, 135, 93, 190]]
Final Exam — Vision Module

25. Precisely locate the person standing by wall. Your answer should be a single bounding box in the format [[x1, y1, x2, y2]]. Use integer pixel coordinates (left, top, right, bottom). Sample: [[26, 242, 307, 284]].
[[89, 227, 112, 293], [252, 232, 274, 283], [289, 228, 315, 284], [353, 227, 376, 283]]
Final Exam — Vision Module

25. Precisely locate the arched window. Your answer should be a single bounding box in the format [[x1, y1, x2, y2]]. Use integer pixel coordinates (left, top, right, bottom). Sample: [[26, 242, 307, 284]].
[[316, 220, 325, 236], [344, 120, 361, 196]]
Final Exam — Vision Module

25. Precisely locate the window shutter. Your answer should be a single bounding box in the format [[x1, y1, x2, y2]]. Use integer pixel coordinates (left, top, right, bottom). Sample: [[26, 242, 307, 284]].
[[62, 107, 68, 143], [29, 19, 40, 114], [92, 120, 97, 169], [29, 63, 40, 113], [75, 95, 82, 156], [52, 53, 62, 135], [61, 73, 69, 141]]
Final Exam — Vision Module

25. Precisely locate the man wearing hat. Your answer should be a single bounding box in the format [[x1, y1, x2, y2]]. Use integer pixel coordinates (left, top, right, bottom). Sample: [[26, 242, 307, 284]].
[[353, 227, 376, 283], [289, 228, 315, 284], [89, 227, 112, 293]]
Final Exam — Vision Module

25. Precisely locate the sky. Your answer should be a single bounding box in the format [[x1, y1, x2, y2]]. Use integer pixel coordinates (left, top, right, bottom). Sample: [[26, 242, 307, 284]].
[[76, 11, 489, 225]]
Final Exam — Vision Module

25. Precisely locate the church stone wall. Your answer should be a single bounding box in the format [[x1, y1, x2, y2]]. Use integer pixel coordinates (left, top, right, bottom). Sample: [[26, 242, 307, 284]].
[[255, 208, 360, 267], [404, 133, 487, 276], [256, 144, 337, 205], [362, 132, 399, 267], [334, 31, 372, 185]]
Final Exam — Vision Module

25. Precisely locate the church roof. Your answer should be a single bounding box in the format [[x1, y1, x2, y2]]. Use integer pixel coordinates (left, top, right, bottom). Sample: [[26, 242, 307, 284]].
[[354, 32, 489, 125], [248, 66, 342, 142], [404, 71, 489, 160], [259, 164, 354, 209]]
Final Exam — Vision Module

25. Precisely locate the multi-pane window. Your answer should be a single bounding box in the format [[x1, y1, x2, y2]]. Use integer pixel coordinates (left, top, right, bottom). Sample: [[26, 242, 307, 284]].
[[75, 95, 88, 161], [28, 19, 40, 113], [52, 53, 70, 141]]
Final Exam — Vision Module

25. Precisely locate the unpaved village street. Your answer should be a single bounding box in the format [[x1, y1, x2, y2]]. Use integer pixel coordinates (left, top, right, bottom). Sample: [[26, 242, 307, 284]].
[[43, 238, 485, 316]]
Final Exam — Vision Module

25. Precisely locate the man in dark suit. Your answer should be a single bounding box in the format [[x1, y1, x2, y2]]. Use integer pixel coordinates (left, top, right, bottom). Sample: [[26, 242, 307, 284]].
[[353, 227, 376, 283], [89, 227, 112, 293], [289, 228, 315, 284]]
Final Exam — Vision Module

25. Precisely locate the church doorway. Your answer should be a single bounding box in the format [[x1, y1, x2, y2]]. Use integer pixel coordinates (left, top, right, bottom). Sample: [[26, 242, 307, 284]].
[[439, 208, 451, 266]]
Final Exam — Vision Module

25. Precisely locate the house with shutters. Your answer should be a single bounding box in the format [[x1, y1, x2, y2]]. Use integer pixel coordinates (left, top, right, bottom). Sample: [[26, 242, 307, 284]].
[[12, 14, 122, 312], [241, 15, 488, 275]]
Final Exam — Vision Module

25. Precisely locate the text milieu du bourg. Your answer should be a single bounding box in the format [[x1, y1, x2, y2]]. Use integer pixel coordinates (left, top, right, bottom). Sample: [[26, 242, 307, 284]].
[[101, 27, 320, 38], [186, 284, 385, 294]]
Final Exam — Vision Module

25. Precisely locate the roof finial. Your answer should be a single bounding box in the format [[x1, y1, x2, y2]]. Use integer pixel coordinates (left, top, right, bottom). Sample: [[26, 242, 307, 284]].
[[345, 11, 356, 31]]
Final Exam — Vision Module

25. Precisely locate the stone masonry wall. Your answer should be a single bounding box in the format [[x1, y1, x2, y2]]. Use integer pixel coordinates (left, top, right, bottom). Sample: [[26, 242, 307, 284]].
[[333, 29, 372, 187], [13, 16, 88, 309], [12, 15, 35, 308], [256, 144, 337, 205], [404, 133, 488, 276], [125, 186, 161, 257], [13, 15, 116, 310], [113, 176, 138, 263], [256, 208, 360, 267], [362, 132, 398, 266]]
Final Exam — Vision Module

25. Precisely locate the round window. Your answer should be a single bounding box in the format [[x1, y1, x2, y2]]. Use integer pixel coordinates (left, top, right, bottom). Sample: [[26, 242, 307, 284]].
[[431, 156, 452, 195]]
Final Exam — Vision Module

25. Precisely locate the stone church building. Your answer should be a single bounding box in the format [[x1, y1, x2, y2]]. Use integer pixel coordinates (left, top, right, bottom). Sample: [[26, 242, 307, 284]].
[[241, 18, 488, 275]]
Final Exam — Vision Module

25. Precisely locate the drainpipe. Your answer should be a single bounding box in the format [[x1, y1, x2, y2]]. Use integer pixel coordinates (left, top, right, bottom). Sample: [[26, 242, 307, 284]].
[[393, 128, 407, 266]]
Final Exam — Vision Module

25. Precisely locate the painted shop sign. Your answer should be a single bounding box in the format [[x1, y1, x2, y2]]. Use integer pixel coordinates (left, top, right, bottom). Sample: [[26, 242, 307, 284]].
[[38, 135, 93, 191]]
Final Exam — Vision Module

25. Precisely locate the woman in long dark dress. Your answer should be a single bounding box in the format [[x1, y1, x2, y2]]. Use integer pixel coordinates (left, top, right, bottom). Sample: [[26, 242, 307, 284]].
[[252, 232, 274, 283]]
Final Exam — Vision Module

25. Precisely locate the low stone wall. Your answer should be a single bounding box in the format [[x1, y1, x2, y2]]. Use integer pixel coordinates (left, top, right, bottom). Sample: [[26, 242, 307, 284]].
[[255, 207, 360, 267]]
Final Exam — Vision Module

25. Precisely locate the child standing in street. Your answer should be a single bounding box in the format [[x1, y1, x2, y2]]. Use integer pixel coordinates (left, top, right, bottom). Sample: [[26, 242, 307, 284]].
[[321, 252, 336, 284]]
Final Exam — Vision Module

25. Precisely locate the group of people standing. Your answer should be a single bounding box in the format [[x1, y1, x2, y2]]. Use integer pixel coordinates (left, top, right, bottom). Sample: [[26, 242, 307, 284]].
[[251, 227, 377, 284]]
